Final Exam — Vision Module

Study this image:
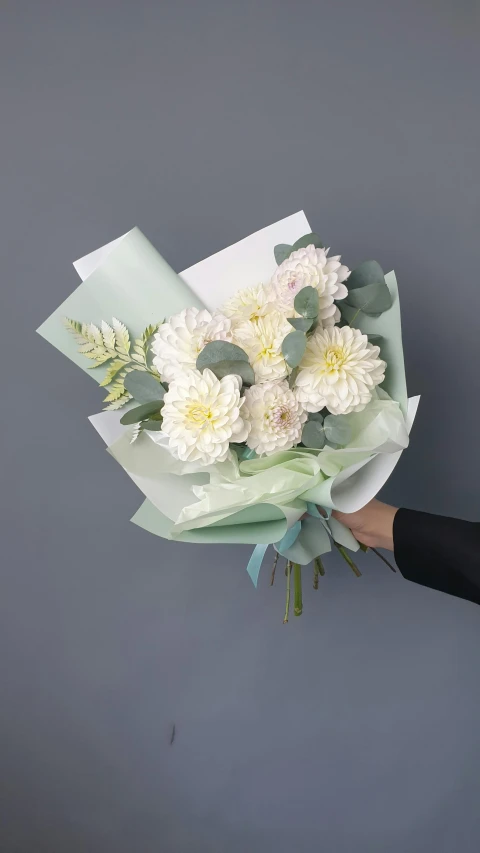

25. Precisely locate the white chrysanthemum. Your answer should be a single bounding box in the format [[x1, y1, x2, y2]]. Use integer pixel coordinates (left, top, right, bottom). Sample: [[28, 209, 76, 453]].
[[242, 380, 308, 456], [152, 308, 232, 383], [295, 326, 386, 415], [233, 313, 292, 382], [221, 283, 280, 325], [161, 368, 250, 466], [270, 245, 349, 326]]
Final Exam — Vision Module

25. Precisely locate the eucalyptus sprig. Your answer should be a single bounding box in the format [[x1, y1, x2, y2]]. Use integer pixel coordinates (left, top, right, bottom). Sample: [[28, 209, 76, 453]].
[[64, 317, 164, 410]]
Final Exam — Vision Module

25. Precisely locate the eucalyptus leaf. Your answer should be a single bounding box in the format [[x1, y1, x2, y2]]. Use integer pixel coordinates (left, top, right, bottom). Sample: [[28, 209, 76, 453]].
[[293, 232, 324, 251], [281, 330, 307, 368], [294, 286, 319, 319], [367, 334, 384, 345], [301, 420, 326, 449], [274, 243, 293, 265], [197, 340, 250, 371], [120, 400, 164, 425], [288, 367, 299, 389], [142, 419, 164, 431], [206, 359, 255, 386], [307, 411, 324, 425], [324, 414, 352, 446], [123, 371, 166, 403], [348, 260, 385, 290], [287, 317, 314, 332], [344, 281, 392, 315]]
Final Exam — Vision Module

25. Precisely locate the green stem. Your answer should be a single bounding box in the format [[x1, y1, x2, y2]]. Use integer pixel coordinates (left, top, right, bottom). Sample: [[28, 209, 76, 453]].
[[334, 542, 362, 577], [293, 563, 303, 616], [270, 551, 279, 586], [371, 546, 397, 573], [315, 556, 326, 577], [313, 561, 319, 590], [283, 561, 292, 623]]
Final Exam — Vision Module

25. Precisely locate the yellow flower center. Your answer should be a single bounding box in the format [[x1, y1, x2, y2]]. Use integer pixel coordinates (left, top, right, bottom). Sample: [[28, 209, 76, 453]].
[[324, 345, 346, 370], [186, 403, 212, 426]]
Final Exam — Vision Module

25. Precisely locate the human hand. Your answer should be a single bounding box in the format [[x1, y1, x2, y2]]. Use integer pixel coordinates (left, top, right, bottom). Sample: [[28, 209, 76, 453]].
[[332, 499, 398, 551]]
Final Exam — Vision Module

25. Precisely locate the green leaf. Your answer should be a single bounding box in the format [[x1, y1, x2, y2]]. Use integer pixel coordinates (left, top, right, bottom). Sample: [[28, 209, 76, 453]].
[[205, 359, 255, 386], [281, 331, 307, 368], [288, 366, 299, 389], [324, 414, 352, 446], [142, 419, 164, 431], [123, 371, 166, 403], [301, 420, 326, 449], [287, 317, 314, 332], [294, 286, 319, 319], [120, 400, 164, 425], [307, 411, 324, 425], [344, 281, 392, 315], [347, 260, 385, 290], [367, 334, 383, 344], [274, 243, 293, 265], [197, 340, 250, 371], [292, 232, 324, 251]]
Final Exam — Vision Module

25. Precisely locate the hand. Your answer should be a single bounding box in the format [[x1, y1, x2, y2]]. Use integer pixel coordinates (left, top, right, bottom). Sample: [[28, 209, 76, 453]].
[[332, 499, 398, 551]]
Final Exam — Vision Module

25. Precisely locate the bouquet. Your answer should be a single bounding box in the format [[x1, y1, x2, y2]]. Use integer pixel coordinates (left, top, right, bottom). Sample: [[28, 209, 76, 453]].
[[38, 212, 419, 620]]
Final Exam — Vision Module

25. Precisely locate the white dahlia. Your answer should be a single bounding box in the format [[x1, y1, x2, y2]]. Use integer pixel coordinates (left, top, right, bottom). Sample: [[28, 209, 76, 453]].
[[295, 326, 386, 415], [161, 368, 250, 466], [242, 380, 308, 456], [221, 283, 279, 325], [233, 312, 292, 382], [270, 245, 349, 326], [152, 308, 232, 383]]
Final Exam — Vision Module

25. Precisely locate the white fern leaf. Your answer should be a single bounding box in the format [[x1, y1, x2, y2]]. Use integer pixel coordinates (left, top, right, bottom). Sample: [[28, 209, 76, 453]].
[[99, 359, 126, 387], [84, 323, 103, 346], [104, 392, 132, 411], [64, 317, 87, 344], [101, 320, 116, 350], [112, 317, 130, 355], [78, 342, 95, 353], [130, 422, 144, 443], [103, 381, 127, 403]]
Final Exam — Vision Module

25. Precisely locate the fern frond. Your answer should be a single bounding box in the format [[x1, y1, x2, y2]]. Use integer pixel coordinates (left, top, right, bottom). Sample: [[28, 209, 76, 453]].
[[99, 359, 126, 387], [101, 320, 116, 350], [103, 381, 127, 403], [104, 392, 131, 411], [112, 317, 130, 356], [130, 422, 144, 443]]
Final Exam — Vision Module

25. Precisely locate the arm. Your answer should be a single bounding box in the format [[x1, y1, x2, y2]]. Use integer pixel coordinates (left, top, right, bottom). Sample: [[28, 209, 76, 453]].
[[332, 500, 480, 606]]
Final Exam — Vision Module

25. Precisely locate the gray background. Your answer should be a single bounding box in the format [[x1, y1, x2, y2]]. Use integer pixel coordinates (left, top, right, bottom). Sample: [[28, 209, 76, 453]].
[[1, 1, 480, 851]]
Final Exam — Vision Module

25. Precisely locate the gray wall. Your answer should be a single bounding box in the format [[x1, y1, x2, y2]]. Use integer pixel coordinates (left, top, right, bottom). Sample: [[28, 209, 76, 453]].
[[1, 1, 480, 851]]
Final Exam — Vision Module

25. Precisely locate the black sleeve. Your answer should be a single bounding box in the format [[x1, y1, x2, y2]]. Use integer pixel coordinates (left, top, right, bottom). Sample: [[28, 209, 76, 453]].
[[393, 508, 480, 606]]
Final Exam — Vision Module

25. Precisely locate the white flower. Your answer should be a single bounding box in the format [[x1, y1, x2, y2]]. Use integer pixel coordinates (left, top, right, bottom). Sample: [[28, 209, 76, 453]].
[[295, 326, 386, 415], [233, 312, 292, 382], [221, 283, 279, 325], [161, 368, 249, 466], [152, 308, 232, 383], [242, 380, 308, 456], [270, 245, 349, 326]]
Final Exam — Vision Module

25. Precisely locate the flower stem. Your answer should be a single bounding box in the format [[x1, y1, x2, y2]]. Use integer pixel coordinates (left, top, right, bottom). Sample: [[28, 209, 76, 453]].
[[315, 556, 325, 577], [371, 546, 397, 573], [293, 563, 303, 616], [334, 542, 362, 577], [313, 561, 319, 590], [270, 551, 279, 586], [284, 561, 292, 623]]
